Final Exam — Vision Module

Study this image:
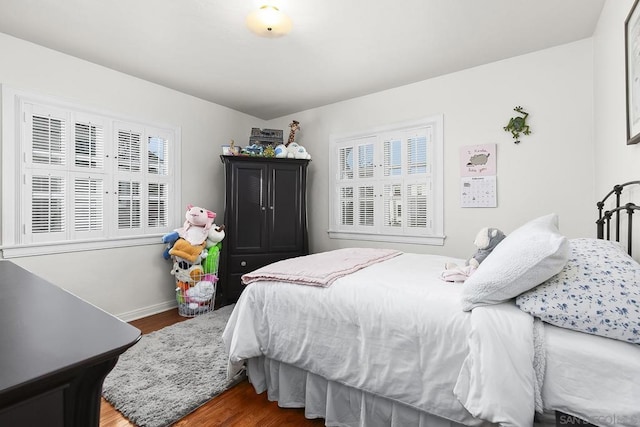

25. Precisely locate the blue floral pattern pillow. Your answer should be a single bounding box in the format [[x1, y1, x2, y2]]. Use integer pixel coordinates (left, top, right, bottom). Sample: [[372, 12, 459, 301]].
[[516, 238, 640, 344]]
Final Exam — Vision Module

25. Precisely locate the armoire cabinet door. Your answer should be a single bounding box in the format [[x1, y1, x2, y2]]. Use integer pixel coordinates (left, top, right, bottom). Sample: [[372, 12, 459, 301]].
[[230, 162, 268, 253], [269, 163, 304, 252]]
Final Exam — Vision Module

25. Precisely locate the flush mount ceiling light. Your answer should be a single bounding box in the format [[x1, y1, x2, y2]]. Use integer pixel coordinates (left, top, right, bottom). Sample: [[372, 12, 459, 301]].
[[246, 5, 292, 38]]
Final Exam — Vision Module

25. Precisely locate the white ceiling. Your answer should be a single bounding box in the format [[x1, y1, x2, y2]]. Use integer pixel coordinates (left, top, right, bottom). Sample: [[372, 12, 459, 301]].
[[0, 0, 605, 120]]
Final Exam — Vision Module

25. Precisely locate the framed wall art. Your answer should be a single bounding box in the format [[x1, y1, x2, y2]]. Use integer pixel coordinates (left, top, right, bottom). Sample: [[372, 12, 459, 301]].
[[625, 0, 640, 145]]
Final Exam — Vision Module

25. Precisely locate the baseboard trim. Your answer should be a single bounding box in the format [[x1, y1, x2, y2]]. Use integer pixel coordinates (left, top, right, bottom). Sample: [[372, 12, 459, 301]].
[[116, 300, 177, 322]]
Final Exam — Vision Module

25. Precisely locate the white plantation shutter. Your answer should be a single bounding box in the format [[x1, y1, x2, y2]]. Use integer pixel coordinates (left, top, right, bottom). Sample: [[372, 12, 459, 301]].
[[339, 147, 353, 180], [407, 132, 428, 175], [31, 174, 66, 234], [148, 135, 168, 175], [31, 114, 66, 166], [358, 185, 375, 226], [383, 138, 402, 177], [383, 183, 402, 227], [118, 180, 141, 230], [118, 129, 142, 172], [358, 143, 374, 178], [146, 133, 170, 229], [406, 182, 429, 230], [148, 182, 168, 227], [74, 177, 103, 232], [329, 116, 443, 244], [339, 186, 354, 226], [74, 121, 104, 169], [71, 116, 106, 238]]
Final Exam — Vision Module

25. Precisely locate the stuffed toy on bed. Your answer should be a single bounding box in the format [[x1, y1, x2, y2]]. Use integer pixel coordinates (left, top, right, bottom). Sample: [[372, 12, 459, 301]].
[[441, 227, 506, 282]]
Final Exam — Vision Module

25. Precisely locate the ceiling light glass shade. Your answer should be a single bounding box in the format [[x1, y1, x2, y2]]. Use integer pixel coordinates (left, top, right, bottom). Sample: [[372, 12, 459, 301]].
[[246, 5, 292, 38]]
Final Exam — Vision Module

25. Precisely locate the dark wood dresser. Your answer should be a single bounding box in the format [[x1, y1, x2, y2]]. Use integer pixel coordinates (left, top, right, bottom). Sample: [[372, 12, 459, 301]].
[[0, 261, 141, 427], [219, 155, 309, 304]]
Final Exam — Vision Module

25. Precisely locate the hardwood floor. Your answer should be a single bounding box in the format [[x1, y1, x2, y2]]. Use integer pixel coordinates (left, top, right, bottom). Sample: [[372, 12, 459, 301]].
[[100, 308, 325, 427]]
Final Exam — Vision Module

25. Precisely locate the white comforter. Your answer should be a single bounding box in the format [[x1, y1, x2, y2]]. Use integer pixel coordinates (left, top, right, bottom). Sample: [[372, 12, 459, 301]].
[[223, 253, 537, 426]]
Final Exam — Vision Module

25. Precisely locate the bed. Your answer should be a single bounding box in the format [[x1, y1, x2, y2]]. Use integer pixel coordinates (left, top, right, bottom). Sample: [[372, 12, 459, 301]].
[[222, 182, 640, 427]]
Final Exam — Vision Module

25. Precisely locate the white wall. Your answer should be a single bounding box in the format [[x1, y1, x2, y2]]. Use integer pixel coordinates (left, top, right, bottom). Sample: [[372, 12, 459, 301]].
[[592, 0, 640, 257], [0, 33, 263, 319], [593, 0, 640, 195], [269, 40, 596, 259]]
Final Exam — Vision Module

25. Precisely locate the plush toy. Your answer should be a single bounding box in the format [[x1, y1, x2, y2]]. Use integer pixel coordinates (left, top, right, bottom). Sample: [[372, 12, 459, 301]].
[[242, 143, 264, 156], [206, 224, 225, 248], [441, 227, 506, 282], [177, 205, 216, 246], [161, 206, 216, 259], [170, 258, 193, 283], [467, 227, 506, 268], [161, 231, 180, 260], [203, 242, 222, 274], [185, 280, 215, 309], [286, 120, 300, 147], [286, 142, 311, 159], [188, 264, 204, 282], [169, 239, 207, 263], [274, 144, 288, 158]]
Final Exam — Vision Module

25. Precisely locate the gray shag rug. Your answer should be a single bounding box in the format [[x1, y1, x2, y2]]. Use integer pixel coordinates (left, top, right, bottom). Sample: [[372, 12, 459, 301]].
[[102, 304, 241, 427]]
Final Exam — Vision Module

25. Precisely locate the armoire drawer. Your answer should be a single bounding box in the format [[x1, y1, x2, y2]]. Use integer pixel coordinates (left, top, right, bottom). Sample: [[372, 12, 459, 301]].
[[228, 253, 297, 274]]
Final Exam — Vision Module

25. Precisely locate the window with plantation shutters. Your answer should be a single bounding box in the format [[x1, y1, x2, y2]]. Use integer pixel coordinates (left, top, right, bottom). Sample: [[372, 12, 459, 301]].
[[329, 116, 444, 245], [1, 87, 180, 257]]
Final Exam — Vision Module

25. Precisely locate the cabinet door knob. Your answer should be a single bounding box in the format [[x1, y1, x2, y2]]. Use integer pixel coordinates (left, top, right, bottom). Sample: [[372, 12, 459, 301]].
[[261, 206, 266, 211], [240, 261, 247, 267]]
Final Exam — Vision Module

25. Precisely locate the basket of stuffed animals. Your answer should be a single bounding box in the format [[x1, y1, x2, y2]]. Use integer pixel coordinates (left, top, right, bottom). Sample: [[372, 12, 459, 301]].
[[163, 204, 225, 317], [173, 239, 222, 317]]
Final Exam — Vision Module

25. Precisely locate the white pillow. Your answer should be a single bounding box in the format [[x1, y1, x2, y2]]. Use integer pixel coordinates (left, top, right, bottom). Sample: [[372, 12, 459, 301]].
[[461, 213, 569, 311]]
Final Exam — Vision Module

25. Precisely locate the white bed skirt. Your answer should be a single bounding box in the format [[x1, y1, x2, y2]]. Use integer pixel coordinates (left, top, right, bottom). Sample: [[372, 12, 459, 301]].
[[246, 357, 476, 427]]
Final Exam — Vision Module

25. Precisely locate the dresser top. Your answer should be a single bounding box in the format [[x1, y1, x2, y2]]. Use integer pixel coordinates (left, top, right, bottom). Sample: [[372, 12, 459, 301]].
[[0, 261, 140, 396]]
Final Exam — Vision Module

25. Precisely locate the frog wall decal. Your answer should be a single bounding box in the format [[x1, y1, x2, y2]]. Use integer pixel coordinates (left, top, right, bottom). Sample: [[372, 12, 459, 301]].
[[504, 106, 531, 143]]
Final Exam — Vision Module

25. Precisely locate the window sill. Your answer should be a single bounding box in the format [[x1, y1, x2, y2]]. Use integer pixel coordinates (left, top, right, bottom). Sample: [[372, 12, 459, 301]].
[[327, 230, 445, 246], [1, 235, 164, 258]]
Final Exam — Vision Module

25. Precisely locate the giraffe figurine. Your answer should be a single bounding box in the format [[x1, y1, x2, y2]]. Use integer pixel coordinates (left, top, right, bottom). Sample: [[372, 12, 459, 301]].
[[286, 120, 300, 147]]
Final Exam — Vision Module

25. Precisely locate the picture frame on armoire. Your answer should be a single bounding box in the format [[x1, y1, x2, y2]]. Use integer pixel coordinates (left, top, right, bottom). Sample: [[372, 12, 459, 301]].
[[625, 0, 640, 145]]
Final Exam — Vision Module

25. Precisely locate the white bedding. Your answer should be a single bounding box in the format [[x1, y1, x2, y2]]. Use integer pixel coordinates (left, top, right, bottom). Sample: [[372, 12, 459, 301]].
[[223, 253, 537, 426], [542, 325, 640, 427]]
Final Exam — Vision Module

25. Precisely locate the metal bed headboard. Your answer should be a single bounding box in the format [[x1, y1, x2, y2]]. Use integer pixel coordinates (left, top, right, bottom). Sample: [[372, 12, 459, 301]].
[[596, 180, 640, 256]]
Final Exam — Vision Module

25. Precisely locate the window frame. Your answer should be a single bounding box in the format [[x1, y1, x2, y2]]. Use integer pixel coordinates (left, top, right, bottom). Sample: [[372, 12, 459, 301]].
[[328, 116, 445, 245], [1, 85, 182, 258]]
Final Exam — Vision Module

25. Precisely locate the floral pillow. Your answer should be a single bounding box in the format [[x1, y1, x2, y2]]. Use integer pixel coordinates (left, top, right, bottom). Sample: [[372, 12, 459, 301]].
[[516, 238, 640, 344]]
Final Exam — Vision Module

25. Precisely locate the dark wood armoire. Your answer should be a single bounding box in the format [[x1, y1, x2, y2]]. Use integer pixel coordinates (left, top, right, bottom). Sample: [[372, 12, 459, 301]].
[[218, 155, 309, 304]]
